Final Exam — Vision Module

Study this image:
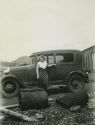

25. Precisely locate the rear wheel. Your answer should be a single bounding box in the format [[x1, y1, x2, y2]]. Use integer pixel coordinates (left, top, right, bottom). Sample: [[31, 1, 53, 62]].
[[2, 78, 20, 98], [68, 74, 85, 92]]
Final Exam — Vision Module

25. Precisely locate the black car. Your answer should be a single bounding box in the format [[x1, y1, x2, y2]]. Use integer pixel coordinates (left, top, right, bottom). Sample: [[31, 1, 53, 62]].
[[1, 50, 89, 97]]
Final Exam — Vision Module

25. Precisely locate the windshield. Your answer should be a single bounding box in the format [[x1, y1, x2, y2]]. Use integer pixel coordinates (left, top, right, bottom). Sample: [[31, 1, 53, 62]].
[[31, 56, 36, 65]]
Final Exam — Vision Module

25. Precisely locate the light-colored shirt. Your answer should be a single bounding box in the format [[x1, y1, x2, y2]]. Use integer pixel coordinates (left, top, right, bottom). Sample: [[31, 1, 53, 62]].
[[37, 61, 47, 69]]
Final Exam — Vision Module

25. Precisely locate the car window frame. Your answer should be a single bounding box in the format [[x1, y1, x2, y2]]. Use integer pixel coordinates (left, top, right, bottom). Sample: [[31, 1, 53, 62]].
[[55, 52, 74, 64], [47, 54, 55, 64]]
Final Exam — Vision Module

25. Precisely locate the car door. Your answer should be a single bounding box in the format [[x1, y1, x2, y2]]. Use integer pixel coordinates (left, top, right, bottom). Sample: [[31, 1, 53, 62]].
[[55, 53, 74, 80], [47, 54, 56, 82]]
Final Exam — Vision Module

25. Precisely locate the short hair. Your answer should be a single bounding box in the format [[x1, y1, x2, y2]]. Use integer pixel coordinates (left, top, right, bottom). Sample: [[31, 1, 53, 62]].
[[39, 55, 45, 60]]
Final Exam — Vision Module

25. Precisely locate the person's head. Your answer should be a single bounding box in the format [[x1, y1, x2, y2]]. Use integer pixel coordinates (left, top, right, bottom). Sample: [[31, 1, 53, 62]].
[[39, 55, 45, 62]]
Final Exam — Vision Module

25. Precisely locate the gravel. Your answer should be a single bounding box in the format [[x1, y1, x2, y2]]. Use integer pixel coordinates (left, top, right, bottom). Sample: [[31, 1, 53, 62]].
[[0, 93, 95, 125], [0, 80, 95, 125]]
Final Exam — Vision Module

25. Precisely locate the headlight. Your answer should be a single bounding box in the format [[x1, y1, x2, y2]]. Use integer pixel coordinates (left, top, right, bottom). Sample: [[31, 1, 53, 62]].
[[4, 67, 10, 74], [86, 72, 88, 74]]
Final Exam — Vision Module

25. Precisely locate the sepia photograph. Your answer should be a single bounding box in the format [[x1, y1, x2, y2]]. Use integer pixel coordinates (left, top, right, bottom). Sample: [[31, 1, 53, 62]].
[[0, 0, 95, 125]]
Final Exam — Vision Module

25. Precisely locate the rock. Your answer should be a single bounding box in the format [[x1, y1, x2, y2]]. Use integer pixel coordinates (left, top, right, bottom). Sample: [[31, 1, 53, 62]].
[[0, 115, 5, 120], [70, 106, 81, 112], [56, 90, 88, 108], [35, 114, 44, 119]]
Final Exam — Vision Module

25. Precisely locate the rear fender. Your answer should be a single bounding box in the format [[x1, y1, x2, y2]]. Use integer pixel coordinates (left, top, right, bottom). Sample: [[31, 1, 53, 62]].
[[66, 71, 86, 83]]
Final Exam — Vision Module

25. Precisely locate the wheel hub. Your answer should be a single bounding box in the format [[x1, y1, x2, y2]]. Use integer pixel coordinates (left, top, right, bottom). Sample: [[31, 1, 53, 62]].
[[4, 82, 16, 94], [71, 80, 81, 89]]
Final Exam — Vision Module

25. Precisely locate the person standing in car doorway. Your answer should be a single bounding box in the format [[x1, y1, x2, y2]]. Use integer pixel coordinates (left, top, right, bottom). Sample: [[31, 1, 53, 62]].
[[36, 55, 56, 92]]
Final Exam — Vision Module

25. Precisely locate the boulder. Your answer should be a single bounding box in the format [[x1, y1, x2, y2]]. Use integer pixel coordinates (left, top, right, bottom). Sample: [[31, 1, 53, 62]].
[[56, 90, 88, 109]]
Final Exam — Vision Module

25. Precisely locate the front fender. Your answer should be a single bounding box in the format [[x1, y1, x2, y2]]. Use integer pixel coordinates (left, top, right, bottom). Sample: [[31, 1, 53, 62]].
[[66, 70, 87, 82], [0, 74, 24, 87]]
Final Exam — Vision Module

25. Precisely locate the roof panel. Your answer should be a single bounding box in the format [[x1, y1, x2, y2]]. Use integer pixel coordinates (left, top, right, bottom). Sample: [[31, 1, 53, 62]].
[[30, 49, 81, 56]]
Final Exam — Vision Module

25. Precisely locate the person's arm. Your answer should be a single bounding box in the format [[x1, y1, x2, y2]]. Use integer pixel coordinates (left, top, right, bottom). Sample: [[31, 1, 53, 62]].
[[36, 63, 39, 79], [48, 63, 56, 67]]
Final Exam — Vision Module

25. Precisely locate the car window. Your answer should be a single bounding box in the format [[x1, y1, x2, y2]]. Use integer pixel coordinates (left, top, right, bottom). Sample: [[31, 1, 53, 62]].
[[63, 53, 74, 62], [56, 55, 64, 63], [56, 53, 74, 63], [48, 55, 54, 64]]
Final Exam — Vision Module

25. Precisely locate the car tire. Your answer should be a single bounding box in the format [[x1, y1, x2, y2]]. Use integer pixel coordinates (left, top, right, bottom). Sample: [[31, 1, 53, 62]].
[[1, 78, 20, 98], [68, 74, 85, 92]]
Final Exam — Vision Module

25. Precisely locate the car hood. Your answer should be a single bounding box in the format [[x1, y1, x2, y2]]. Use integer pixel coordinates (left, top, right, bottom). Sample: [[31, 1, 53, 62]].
[[2, 64, 37, 84], [9, 64, 34, 72]]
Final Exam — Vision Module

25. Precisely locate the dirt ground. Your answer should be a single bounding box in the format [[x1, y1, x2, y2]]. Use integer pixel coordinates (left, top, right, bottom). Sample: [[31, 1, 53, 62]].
[[0, 73, 95, 125]]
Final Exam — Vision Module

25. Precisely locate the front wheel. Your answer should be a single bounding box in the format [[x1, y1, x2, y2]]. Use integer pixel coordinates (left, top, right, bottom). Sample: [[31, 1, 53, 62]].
[[1, 78, 20, 98], [68, 74, 85, 92]]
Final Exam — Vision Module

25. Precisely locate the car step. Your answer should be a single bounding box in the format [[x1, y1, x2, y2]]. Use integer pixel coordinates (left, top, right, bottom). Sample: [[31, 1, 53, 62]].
[[47, 85, 67, 94], [48, 85, 66, 90]]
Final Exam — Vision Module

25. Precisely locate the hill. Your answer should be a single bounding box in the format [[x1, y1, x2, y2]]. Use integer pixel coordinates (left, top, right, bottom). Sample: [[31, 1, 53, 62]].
[[0, 56, 32, 69], [11, 56, 32, 66]]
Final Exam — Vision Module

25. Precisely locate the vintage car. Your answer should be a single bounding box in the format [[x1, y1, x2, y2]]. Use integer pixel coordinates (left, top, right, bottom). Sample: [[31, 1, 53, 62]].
[[1, 50, 89, 97]]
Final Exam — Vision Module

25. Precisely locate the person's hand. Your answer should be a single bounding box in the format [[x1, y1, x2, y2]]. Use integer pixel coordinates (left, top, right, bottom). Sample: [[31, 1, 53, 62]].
[[52, 64, 56, 66], [48, 64, 56, 67], [53, 64, 56, 66], [37, 75, 39, 79]]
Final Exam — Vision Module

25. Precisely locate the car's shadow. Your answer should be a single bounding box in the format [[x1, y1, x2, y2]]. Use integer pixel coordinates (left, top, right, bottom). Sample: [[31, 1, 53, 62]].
[[48, 86, 69, 95]]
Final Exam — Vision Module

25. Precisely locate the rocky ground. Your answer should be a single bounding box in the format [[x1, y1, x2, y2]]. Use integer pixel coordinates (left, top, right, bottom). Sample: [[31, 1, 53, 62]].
[[0, 73, 95, 125]]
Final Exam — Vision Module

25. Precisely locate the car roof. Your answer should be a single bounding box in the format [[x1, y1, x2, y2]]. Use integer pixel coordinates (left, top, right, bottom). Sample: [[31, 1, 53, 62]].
[[30, 49, 82, 56]]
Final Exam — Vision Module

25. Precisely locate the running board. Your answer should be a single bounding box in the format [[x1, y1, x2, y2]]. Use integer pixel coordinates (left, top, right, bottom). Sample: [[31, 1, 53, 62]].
[[48, 84, 66, 90], [49, 80, 66, 85]]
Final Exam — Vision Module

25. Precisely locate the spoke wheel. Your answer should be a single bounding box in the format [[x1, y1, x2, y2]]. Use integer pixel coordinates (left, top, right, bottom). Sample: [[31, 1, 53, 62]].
[[2, 78, 19, 98]]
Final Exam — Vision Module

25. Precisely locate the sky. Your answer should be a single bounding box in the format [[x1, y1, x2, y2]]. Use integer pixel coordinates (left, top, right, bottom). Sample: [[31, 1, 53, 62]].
[[0, 0, 95, 61]]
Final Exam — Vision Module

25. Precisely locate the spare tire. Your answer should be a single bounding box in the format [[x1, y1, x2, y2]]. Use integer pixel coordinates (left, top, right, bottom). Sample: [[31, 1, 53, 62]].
[[19, 88, 48, 110]]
